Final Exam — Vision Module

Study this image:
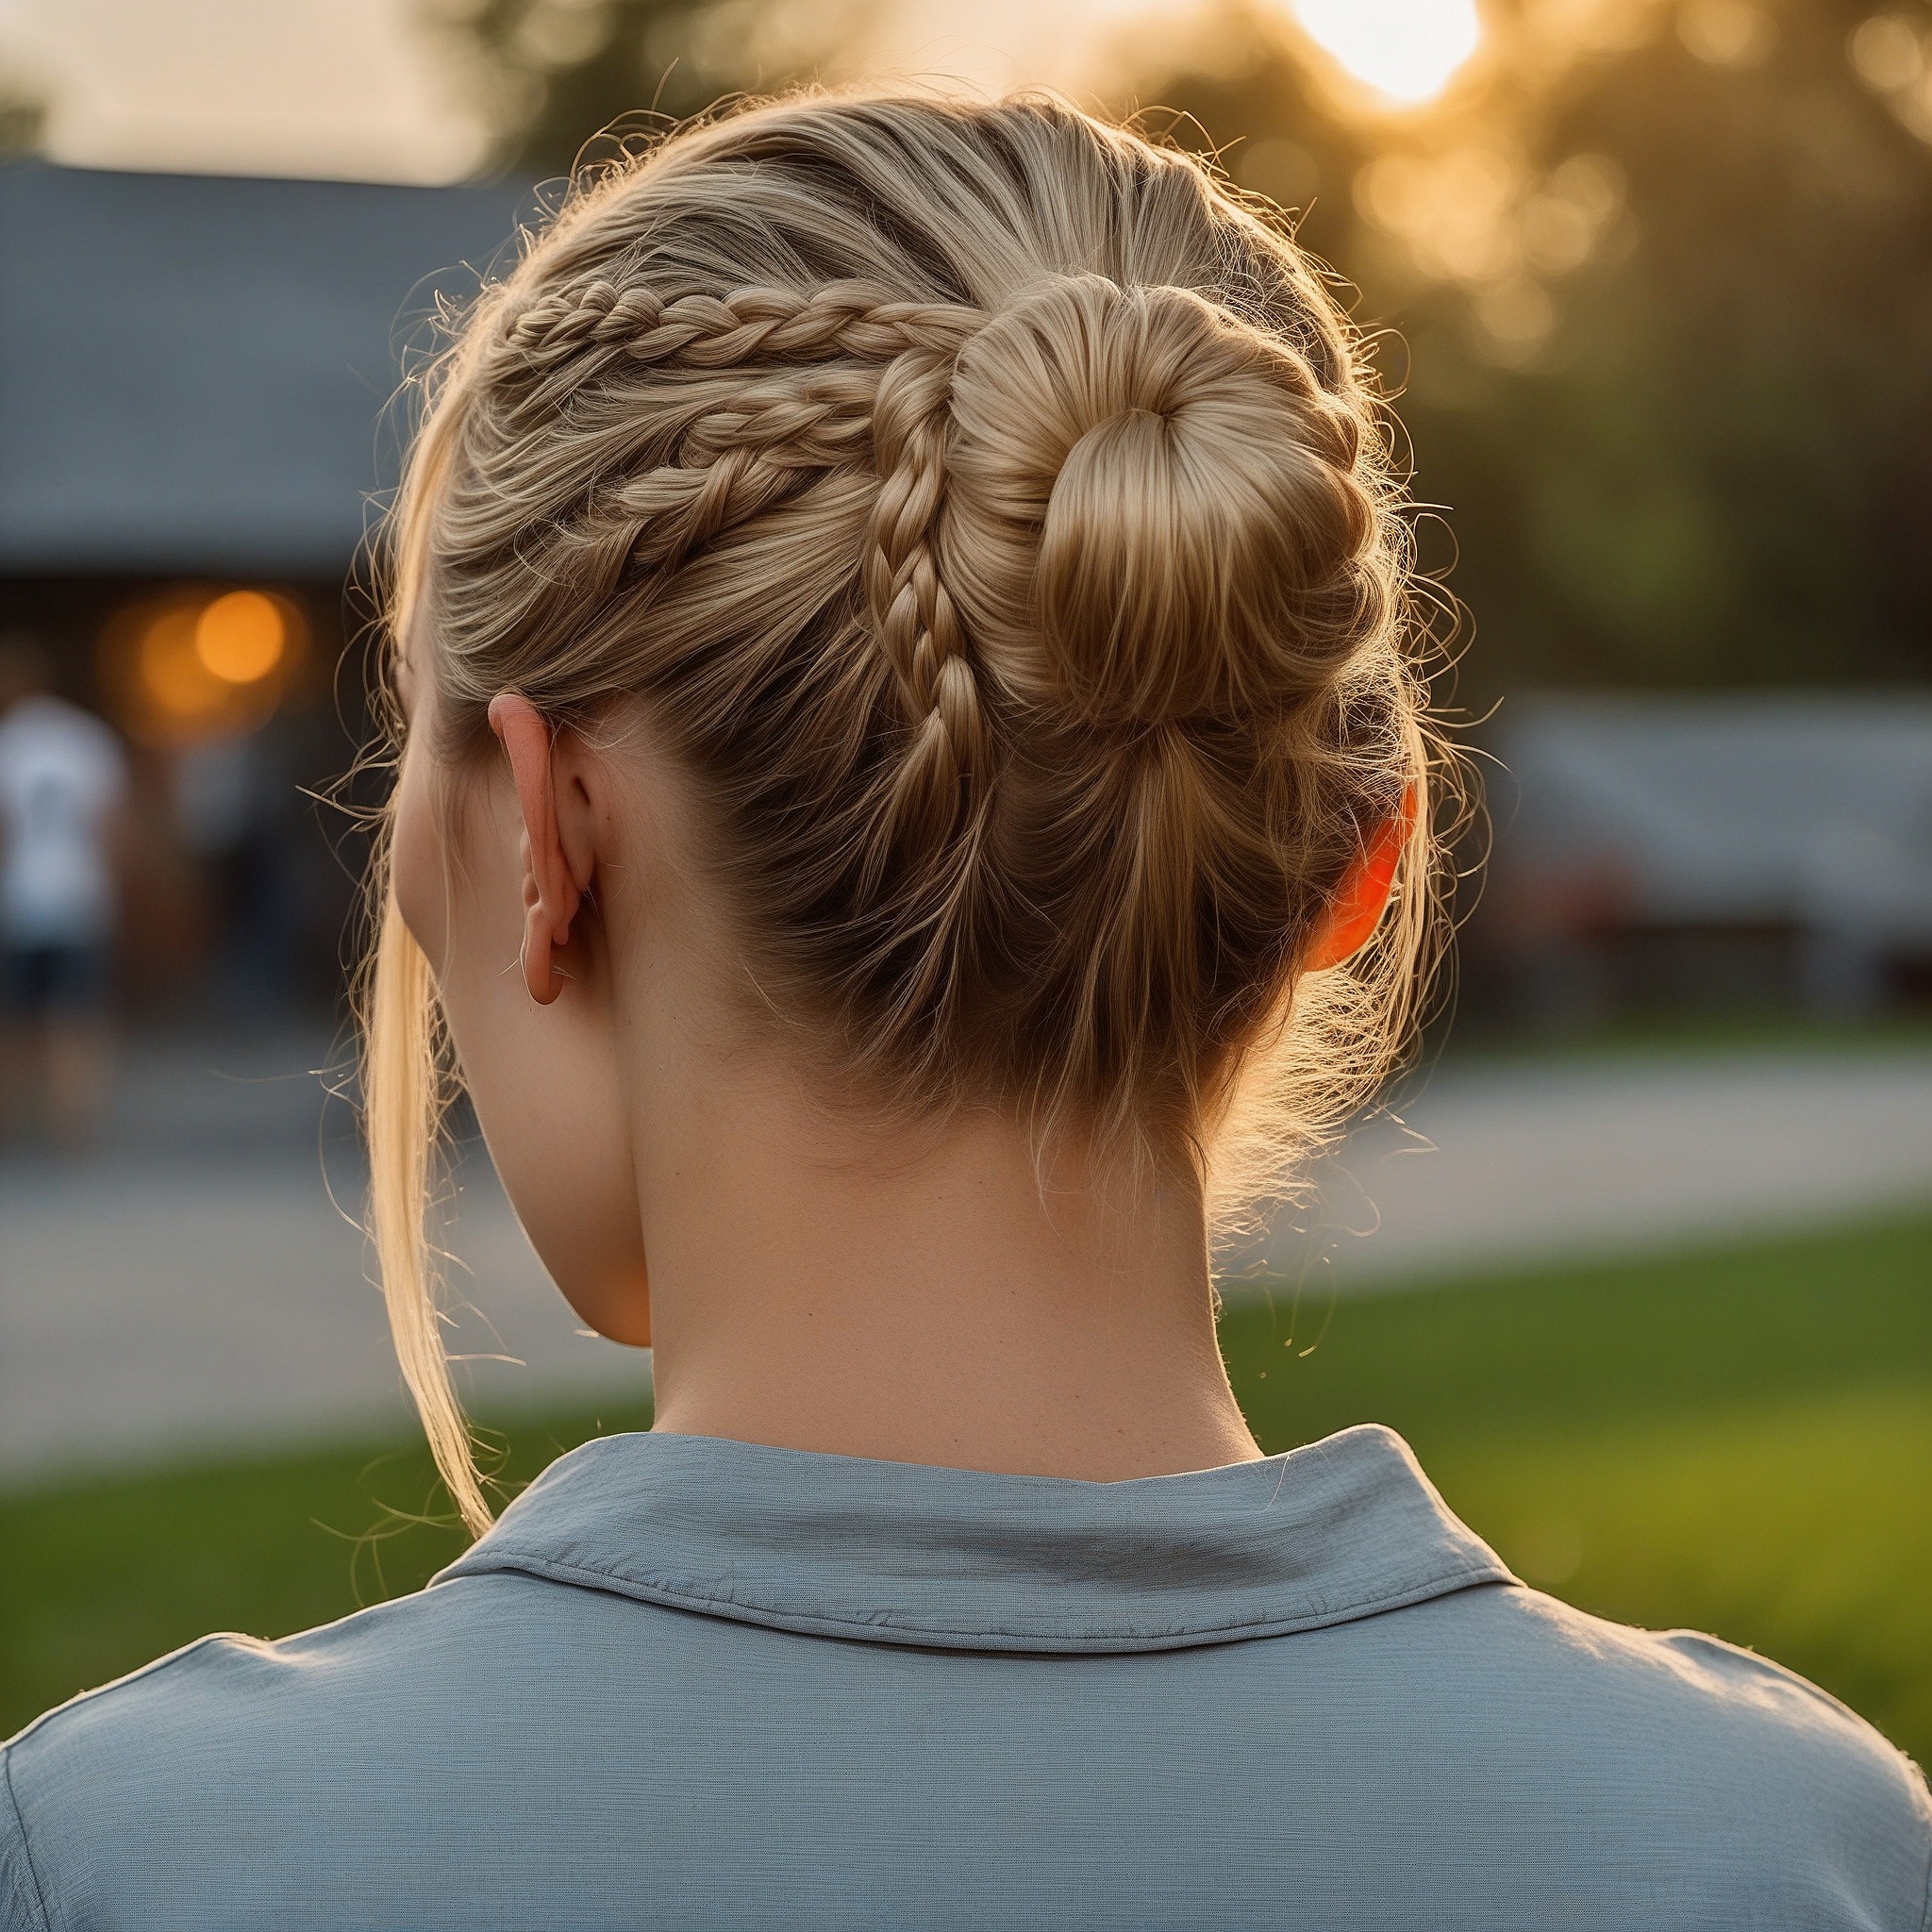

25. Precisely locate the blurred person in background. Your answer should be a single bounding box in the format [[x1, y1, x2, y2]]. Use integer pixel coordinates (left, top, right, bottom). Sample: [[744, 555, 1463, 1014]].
[[0, 635, 129, 1149], [173, 729, 299, 1015]]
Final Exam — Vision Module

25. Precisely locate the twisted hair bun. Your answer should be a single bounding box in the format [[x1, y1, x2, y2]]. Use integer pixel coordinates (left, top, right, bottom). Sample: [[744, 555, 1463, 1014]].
[[946, 276, 1388, 728], [375, 93, 1444, 1529]]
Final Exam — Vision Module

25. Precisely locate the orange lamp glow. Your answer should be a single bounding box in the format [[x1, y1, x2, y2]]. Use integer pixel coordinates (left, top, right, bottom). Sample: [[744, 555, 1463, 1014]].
[[102, 586, 307, 747], [194, 590, 286, 685], [139, 607, 228, 720]]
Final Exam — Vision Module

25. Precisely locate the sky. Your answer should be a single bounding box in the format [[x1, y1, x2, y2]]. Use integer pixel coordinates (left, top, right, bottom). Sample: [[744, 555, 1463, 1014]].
[[0, 0, 1491, 184], [0, 0, 488, 182]]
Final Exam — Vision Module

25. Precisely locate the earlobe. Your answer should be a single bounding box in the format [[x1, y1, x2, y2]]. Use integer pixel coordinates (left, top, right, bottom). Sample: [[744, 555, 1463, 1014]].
[[490, 693, 581, 1005]]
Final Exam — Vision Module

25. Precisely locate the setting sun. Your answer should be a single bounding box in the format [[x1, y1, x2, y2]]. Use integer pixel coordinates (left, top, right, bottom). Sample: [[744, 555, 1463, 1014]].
[[1291, 0, 1485, 105]]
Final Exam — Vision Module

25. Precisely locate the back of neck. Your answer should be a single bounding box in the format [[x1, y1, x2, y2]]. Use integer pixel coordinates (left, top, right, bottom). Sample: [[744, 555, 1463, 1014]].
[[639, 1082, 1262, 1481]]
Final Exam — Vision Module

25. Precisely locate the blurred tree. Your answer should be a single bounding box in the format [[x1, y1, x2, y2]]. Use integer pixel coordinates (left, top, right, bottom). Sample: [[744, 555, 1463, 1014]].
[[1141, 0, 1932, 693], [425, 0, 858, 175], [1531, 0, 1932, 688]]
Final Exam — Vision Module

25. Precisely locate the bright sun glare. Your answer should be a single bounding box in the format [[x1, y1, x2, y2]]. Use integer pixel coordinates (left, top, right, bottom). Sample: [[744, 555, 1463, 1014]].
[[1291, 0, 1485, 105]]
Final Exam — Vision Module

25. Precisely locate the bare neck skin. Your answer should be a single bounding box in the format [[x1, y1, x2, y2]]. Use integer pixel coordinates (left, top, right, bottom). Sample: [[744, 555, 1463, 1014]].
[[403, 691, 1274, 1482], [630, 998, 1261, 1481], [597, 791, 1257, 1478]]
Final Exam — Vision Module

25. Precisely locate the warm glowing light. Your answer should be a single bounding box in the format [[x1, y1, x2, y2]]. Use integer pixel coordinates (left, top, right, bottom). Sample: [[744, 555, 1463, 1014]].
[[194, 590, 287, 685], [104, 587, 302, 747], [138, 608, 228, 721], [1850, 14, 1924, 93], [1678, 0, 1776, 66], [1292, 0, 1484, 105]]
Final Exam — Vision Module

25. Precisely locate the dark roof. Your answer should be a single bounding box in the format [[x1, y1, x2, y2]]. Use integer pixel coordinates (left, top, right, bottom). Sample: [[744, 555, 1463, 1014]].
[[0, 162, 530, 575]]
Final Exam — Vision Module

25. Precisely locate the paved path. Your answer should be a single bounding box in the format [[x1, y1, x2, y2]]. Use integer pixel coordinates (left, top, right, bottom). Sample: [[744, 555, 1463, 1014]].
[[4, 1030, 1928, 1483], [1250, 1046, 1932, 1292], [0, 1031, 645, 1485]]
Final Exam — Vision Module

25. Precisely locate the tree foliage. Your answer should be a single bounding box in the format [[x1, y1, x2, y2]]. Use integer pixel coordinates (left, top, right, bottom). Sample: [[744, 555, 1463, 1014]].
[[1150, 0, 1932, 693], [433, 0, 837, 175]]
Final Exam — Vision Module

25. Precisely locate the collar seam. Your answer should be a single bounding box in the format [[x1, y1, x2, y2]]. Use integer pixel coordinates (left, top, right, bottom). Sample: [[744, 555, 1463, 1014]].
[[442, 1545, 1515, 1646]]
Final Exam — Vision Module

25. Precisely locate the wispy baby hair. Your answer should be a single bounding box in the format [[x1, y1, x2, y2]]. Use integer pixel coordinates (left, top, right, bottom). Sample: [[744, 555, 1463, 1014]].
[[365, 90, 1446, 1531]]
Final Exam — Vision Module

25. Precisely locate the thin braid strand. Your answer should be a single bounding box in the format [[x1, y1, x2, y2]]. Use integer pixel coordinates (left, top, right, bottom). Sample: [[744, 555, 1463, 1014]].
[[863, 343, 993, 869], [504, 275, 997, 858], [504, 280, 984, 374]]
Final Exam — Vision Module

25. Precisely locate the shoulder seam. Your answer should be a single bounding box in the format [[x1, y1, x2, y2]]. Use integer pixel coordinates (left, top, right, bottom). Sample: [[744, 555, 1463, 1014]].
[[1, 1750, 54, 1932], [2, 1633, 242, 1754]]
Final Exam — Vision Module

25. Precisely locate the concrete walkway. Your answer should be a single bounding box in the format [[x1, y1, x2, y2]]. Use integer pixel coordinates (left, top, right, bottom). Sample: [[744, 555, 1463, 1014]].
[[1250, 1045, 1932, 1293], [4, 1029, 1929, 1484], [0, 1031, 644, 1485]]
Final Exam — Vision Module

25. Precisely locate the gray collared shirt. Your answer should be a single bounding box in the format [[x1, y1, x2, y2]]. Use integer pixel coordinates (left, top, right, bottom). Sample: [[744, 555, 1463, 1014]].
[[4, 1424, 1928, 1928]]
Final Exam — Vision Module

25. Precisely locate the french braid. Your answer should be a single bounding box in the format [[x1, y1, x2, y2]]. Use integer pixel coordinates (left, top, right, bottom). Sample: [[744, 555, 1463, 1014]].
[[496, 278, 994, 851], [863, 340, 991, 861], [501, 279, 983, 370]]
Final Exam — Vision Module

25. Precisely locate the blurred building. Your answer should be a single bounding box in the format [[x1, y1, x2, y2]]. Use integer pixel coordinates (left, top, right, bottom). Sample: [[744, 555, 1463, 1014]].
[[1483, 693, 1932, 1024], [0, 159, 526, 575], [0, 160, 526, 1012]]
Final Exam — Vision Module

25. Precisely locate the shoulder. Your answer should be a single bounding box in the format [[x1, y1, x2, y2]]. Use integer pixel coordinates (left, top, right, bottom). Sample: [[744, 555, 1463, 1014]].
[[1474, 1580, 1924, 1765], [1, 1566, 555, 1773], [1371, 1579, 1932, 1919], [1208, 1576, 1932, 1924], [0, 1573, 561, 1930]]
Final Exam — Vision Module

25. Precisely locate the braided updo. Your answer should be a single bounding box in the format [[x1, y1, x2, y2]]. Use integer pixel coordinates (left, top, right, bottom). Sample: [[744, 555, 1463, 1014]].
[[369, 92, 1443, 1524]]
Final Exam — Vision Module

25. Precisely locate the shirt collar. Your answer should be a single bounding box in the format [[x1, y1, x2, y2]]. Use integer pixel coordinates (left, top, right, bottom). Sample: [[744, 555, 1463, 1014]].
[[437, 1423, 1515, 1655]]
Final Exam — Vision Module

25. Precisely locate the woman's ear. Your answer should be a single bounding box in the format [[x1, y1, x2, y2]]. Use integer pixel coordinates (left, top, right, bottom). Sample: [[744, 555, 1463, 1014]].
[[489, 693, 581, 1004], [1304, 787, 1418, 974]]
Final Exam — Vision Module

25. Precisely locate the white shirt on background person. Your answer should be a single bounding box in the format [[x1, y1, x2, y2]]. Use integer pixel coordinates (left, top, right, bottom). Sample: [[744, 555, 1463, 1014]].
[[0, 695, 129, 950]]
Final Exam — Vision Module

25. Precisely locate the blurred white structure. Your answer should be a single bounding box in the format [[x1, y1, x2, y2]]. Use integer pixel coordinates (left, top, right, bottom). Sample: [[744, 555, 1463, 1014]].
[[1491, 693, 1932, 1016]]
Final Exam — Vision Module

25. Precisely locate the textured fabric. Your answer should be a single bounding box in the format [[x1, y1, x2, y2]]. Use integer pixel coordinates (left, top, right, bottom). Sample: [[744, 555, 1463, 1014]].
[[3, 1423, 1927, 1929]]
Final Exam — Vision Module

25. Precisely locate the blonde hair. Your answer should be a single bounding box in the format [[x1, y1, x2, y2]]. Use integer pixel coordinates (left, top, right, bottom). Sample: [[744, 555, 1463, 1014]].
[[362, 91, 1445, 1533]]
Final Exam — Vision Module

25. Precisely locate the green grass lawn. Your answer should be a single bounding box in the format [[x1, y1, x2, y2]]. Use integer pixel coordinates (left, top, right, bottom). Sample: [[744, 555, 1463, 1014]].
[[4, 1213, 1928, 1766]]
